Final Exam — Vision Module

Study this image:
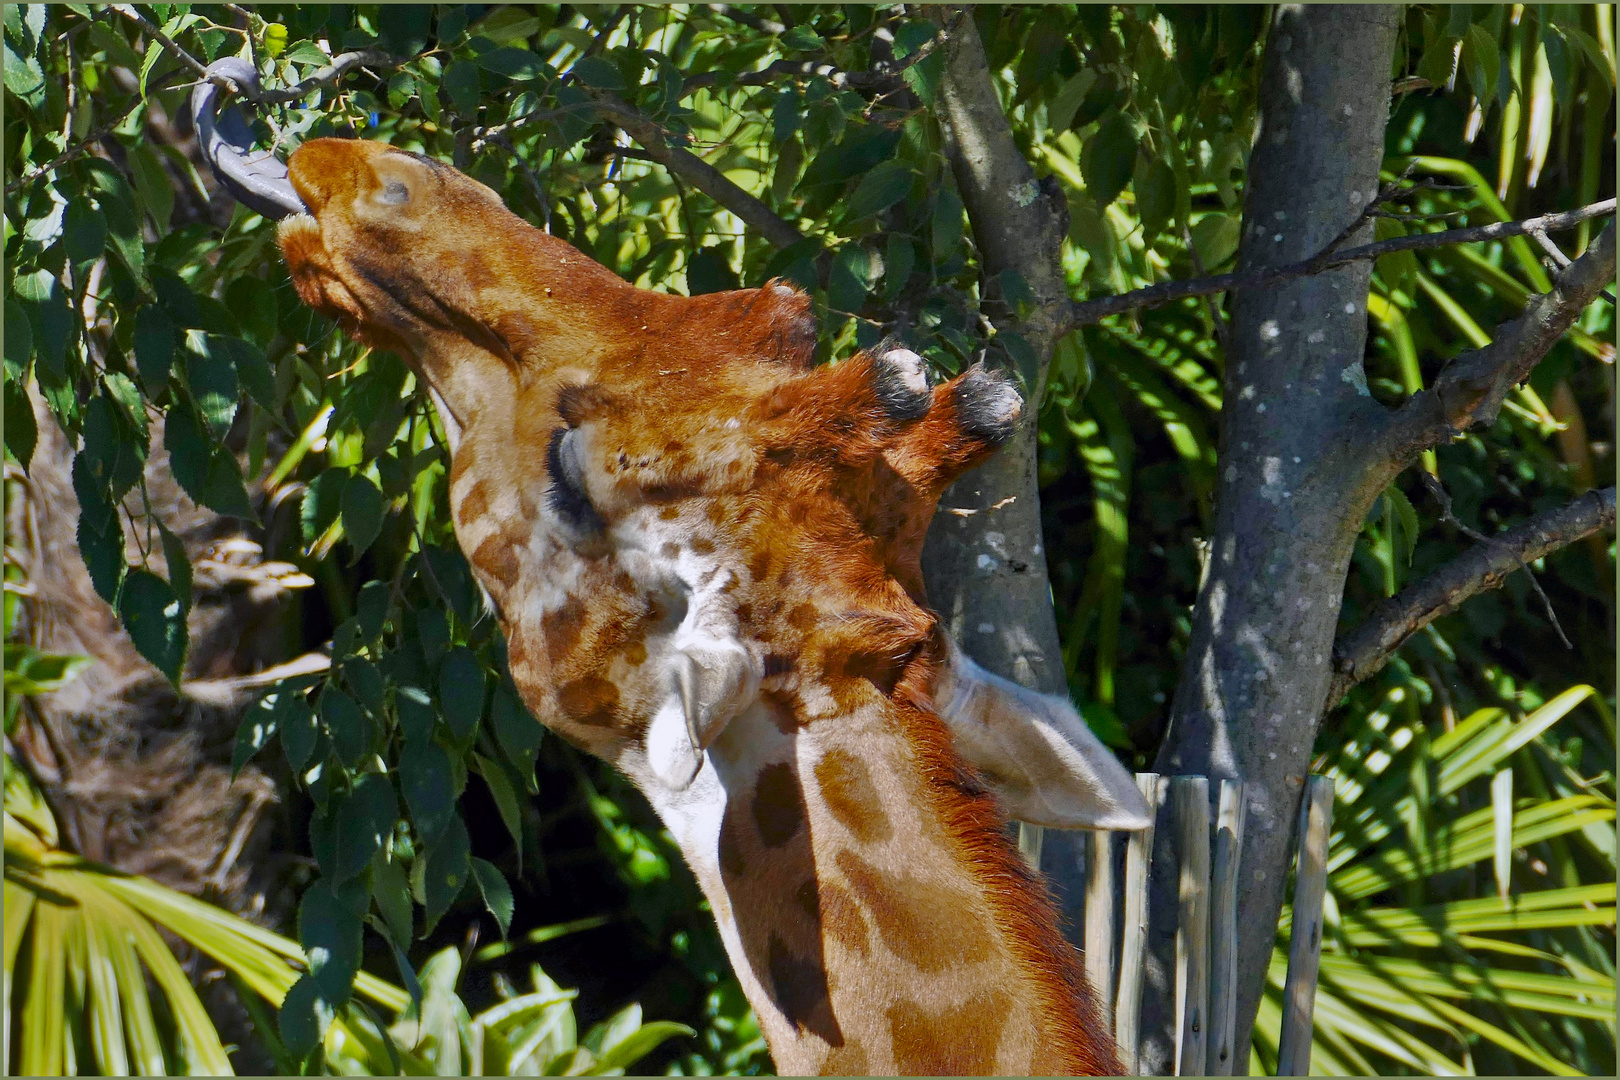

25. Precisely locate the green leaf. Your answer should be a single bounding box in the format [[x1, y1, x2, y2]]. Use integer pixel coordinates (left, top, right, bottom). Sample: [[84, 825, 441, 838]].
[[439, 646, 487, 742], [126, 144, 175, 231], [158, 521, 191, 617], [1190, 212, 1241, 270], [780, 25, 822, 51], [1385, 485, 1420, 568], [118, 570, 188, 684], [1462, 24, 1499, 105], [1133, 155, 1177, 241], [281, 693, 320, 772], [397, 684, 437, 745], [1416, 34, 1460, 88], [184, 338, 240, 439], [232, 692, 281, 778], [1083, 109, 1138, 208], [334, 773, 399, 883], [278, 974, 333, 1059], [72, 453, 125, 602], [321, 689, 374, 768], [827, 245, 872, 315], [400, 738, 456, 839], [299, 882, 363, 1005], [4, 298, 32, 377], [567, 55, 622, 90], [302, 467, 350, 545], [421, 816, 471, 936], [474, 752, 524, 856], [842, 159, 915, 222], [443, 61, 481, 112], [471, 857, 514, 940], [341, 472, 386, 557], [1, 40, 45, 102], [1047, 69, 1098, 132], [63, 196, 107, 264], [210, 335, 275, 413], [372, 853, 414, 950], [163, 397, 254, 518], [133, 305, 177, 391], [81, 394, 144, 499], [490, 684, 543, 789], [476, 46, 551, 81], [3, 643, 92, 697], [4, 378, 38, 469], [594, 1020, 695, 1072]]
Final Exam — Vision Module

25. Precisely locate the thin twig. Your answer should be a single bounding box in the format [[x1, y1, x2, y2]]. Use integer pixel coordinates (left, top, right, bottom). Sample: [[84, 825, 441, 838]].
[[1325, 486, 1614, 706], [1419, 471, 1572, 648], [112, 3, 214, 81], [1183, 223, 1231, 355], [1065, 198, 1617, 330]]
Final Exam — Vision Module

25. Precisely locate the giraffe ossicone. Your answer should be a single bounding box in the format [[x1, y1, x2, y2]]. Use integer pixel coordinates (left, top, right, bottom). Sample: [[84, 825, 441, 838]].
[[270, 134, 1147, 1075]]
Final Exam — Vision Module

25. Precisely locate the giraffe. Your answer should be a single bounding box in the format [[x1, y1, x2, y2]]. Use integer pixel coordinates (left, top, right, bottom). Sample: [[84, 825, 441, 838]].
[[267, 135, 1149, 1075]]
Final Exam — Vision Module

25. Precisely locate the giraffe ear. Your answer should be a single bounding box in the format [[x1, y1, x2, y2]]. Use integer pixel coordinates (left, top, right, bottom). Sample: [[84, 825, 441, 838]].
[[934, 643, 1151, 831]]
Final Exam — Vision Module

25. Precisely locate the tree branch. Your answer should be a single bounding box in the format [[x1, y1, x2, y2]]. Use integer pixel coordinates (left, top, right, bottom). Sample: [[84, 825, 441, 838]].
[[1326, 486, 1616, 705], [1382, 221, 1616, 460], [1063, 199, 1616, 330], [584, 93, 805, 250]]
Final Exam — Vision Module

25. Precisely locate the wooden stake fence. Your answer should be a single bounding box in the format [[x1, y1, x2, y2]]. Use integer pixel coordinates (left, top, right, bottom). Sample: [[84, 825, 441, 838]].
[[1078, 772, 1335, 1077]]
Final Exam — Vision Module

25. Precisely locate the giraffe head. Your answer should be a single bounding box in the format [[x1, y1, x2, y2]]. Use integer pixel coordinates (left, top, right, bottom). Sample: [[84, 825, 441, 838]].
[[274, 134, 1145, 832], [272, 134, 1145, 1072]]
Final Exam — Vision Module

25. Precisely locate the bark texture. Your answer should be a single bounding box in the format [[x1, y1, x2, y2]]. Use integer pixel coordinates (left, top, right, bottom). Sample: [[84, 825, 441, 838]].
[[1137, 8, 1404, 1073], [915, 5, 1100, 934]]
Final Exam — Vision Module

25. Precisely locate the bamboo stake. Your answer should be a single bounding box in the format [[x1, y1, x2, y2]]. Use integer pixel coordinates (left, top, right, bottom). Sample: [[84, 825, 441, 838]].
[[1277, 775, 1336, 1076], [1085, 829, 1117, 1032], [1114, 773, 1163, 1075], [1172, 777, 1211, 1077], [1206, 779, 1248, 1075]]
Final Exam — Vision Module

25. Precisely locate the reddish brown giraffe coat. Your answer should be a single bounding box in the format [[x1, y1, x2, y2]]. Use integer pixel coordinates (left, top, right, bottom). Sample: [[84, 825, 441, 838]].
[[276, 137, 1145, 1076]]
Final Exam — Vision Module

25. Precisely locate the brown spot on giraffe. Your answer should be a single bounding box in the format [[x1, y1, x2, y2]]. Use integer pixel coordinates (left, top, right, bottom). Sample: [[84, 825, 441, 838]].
[[767, 933, 834, 1036], [456, 480, 490, 527], [752, 762, 805, 848], [835, 848, 994, 974], [815, 748, 891, 845], [472, 533, 520, 591], [541, 604, 588, 666], [555, 676, 619, 727], [817, 879, 870, 958], [887, 990, 1014, 1075]]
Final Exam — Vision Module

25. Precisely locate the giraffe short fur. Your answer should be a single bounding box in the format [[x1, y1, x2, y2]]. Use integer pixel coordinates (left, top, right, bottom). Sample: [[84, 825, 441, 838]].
[[277, 137, 1147, 1075]]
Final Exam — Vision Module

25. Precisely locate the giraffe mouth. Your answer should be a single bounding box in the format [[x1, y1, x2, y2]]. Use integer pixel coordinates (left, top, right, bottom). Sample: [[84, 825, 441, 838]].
[[191, 56, 308, 221]]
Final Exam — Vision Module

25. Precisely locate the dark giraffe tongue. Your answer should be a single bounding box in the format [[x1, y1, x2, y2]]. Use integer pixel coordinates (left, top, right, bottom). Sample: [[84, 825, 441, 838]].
[[190, 56, 307, 221]]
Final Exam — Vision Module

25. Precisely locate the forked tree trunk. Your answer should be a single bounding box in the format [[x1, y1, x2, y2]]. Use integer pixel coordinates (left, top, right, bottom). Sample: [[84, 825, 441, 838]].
[[1137, 7, 1404, 1073], [921, 6, 1404, 1075]]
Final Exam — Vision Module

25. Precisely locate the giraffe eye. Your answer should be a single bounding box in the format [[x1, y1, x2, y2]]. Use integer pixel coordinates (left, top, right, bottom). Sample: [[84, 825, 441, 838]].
[[547, 428, 604, 533], [378, 179, 410, 205]]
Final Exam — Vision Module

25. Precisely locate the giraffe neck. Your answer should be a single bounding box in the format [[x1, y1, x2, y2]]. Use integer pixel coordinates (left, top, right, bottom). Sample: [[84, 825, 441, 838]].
[[635, 687, 1116, 1076]]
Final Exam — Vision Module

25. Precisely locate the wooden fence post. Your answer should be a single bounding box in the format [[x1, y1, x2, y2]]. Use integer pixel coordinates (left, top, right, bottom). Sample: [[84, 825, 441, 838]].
[[1114, 773, 1163, 1075], [1085, 829, 1118, 1032], [1172, 777, 1211, 1077], [1206, 779, 1247, 1075], [1276, 775, 1335, 1076]]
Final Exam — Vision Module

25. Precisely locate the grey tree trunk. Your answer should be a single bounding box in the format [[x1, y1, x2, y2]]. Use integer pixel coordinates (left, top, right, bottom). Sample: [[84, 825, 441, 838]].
[[1135, 7, 1404, 1074], [917, 5, 1094, 926]]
